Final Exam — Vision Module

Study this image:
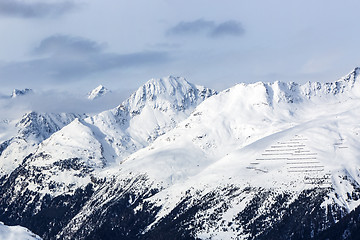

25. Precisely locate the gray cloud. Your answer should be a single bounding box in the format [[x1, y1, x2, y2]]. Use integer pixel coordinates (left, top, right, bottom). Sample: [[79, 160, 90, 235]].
[[167, 19, 245, 38], [210, 21, 245, 37], [0, 34, 170, 84], [148, 42, 182, 49], [167, 19, 215, 35], [33, 35, 104, 56], [0, 0, 78, 18]]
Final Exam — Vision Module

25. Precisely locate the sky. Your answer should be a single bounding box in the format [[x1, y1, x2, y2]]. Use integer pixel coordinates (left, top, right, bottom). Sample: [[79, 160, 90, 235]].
[[0, 0, 360, 96]]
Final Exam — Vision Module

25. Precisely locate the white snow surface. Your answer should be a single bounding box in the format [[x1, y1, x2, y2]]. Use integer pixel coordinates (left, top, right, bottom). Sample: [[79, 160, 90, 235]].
[[3, 70, 360, 239], [0, 222, 42, 240]]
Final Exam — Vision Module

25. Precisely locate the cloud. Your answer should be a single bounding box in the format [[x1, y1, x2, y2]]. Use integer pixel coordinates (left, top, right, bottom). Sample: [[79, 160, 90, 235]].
[[167, 19, 245, 38], [0, 88, 133, 121], [33, 35, 104, 56], [167, 19, 215, 35], [210, 21, 245, 37], [0, 34, 170, 84], [148, 42, 182, 49], [0, 0, 78, 18]]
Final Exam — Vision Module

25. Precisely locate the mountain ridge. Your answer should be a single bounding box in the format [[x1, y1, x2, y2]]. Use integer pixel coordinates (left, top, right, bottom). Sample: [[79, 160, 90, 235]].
[[0, 70, 360, 239]]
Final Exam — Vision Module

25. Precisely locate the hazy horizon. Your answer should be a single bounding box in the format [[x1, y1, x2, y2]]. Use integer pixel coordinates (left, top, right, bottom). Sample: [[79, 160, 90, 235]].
[[0, 0, 359, 95]]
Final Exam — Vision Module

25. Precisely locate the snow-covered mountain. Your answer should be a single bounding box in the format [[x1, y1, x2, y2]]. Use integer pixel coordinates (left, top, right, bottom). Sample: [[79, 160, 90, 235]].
[[0, 112, 84, 176], [57, 68, 360, 239], [85, 76, 216, 162], [1, 71, 360, 239], [87, 85, 110, 100], [0, 76, 216, 196], [11, 88, 33, 98]]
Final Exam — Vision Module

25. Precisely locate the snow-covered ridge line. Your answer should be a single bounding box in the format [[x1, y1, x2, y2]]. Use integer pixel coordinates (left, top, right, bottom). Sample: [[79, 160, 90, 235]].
[[121, 76, 216, 114], [225, 67, 360, 106]]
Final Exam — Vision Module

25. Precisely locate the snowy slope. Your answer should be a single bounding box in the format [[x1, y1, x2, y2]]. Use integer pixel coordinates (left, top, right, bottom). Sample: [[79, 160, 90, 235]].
[[143, 102, 360, 239], [0, 222, 41, 240]]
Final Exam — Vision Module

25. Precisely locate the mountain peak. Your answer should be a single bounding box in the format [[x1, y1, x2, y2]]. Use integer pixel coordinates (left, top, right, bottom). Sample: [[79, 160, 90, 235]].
[[123, 76, 216, 114], [11, 88, 33, 98], [352, 66, 360, 73], [342, 67, 360, 82], [87, 85, 110, 100], [144, 75, 193, 92]]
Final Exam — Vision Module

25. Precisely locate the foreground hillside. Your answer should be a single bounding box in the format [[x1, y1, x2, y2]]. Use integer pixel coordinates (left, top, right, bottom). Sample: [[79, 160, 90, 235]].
[[0, 222, 41, 240], [1, 70, 360, 239]]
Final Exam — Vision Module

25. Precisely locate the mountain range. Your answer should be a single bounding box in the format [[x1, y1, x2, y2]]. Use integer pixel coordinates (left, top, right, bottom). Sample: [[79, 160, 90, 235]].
[[0, 70, 360, 239]]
